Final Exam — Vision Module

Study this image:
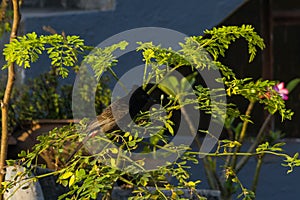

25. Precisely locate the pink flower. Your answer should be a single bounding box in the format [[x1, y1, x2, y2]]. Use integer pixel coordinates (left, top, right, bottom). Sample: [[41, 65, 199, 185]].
[[274, 82, 289, 100]]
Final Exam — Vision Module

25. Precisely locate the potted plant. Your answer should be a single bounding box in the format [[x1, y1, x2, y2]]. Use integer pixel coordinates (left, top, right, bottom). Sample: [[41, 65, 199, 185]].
[[1, 2, 300, 199]]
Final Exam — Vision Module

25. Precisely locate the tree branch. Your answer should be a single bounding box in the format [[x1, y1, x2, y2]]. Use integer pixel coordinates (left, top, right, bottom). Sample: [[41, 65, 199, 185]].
[[231, 101, 255, 168], [236, 113, 272, 172]]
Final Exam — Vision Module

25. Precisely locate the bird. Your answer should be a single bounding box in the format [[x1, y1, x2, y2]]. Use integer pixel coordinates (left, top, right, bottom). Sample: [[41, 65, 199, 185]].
[[66, 85, 156, 163]]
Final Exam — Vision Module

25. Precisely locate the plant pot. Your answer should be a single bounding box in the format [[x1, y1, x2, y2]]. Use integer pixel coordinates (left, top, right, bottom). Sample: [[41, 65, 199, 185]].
[[8, 119, 74, 152], [8, 119, 75, 164], [5, 166, 221, 200]]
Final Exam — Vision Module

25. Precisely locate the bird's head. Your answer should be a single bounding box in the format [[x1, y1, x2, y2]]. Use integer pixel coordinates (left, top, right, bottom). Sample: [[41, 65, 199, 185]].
[[128, 85, 157, 117]]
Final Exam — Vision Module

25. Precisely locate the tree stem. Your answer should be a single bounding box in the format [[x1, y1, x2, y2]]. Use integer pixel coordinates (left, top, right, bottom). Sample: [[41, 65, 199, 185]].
[[231, 101, 255, 168], [236, 113, 272, 172], [252, 154, 264, 193], [0, 0, 20, 198]]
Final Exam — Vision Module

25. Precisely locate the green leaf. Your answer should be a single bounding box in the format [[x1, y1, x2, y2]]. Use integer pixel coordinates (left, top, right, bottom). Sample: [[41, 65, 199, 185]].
[[18, 150, 27, 157], [232, 177, 238, 183], [123, 132, 130, 137], [76, 169, 86, 178], [60, 172, 73, 179], [165, 122, 174, 135], [286, 78, 300, 93], [128, 140, 136, 147], [159, 76, 178, 97], [6, 160, 15, 166], [186, 181, 196, 187], [69, 175, 76, 187], [61, 180, 68, 187], [109, 148, 119, 154]]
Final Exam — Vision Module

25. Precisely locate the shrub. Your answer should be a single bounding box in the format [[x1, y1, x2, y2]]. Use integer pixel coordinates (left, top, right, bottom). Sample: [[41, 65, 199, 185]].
[[2, 25, 300, 200]]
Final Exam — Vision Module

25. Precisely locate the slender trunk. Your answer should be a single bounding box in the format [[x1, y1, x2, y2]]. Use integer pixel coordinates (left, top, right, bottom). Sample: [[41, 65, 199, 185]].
[[0, 0, 20, 198]]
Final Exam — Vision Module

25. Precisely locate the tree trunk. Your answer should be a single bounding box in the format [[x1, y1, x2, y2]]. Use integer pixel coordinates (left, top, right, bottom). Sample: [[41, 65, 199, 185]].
[[0, 0, 21, 199]]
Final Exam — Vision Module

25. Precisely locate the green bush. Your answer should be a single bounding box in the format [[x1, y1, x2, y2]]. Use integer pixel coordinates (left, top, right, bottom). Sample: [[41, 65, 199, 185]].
[[2, 25, 300, 200]]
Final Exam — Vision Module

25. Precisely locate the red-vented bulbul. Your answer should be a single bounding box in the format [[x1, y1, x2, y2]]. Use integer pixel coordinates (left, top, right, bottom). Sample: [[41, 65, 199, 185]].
[[67, 86, 155, 162]]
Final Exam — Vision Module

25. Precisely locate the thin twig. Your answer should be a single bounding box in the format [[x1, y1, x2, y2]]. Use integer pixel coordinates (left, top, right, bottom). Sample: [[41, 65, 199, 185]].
[[181, 106, 202, 149], [202, 157, 218, 189]]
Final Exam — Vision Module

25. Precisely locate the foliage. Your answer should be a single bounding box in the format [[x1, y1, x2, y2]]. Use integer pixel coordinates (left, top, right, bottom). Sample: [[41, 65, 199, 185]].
[[1, 25, 300, 200], [0, 70, 111, 133], [5, 122, 201, 200], [197, 25, 265, 62], [3, 32, 86, 77], [0, 29, 111, 132]]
